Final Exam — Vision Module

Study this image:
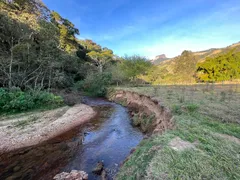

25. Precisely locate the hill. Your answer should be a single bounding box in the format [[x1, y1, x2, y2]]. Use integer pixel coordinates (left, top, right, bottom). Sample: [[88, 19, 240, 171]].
[[0, 0, 116, 89], [143, 42, 240, 84]]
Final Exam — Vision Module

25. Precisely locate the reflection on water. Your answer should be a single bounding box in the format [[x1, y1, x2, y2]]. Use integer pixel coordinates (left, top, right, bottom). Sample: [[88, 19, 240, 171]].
[[0, 98, 143, 180]]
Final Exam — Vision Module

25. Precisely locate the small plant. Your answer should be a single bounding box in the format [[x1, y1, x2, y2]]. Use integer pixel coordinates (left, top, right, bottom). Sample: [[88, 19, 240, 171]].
[[185, 103, 199, 113], [178, 95, 185, 103], [172, 105, 183, 115], [132, 113, 141, 126], [220, 91, 226, 102]]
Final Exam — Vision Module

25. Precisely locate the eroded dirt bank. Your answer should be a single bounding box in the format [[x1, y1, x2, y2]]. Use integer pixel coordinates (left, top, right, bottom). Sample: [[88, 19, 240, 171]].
[[0, 104, 96, 153], [108, 90, 174, 134]]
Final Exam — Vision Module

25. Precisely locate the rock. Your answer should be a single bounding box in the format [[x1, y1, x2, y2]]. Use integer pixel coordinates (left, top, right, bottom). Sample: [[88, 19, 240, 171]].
[[92, 162, 104, 175], [53, 170, 88, 180], [101, 169, 107, 180]]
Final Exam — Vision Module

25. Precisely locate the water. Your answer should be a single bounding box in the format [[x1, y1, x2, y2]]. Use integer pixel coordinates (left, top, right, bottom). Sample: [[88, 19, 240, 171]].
[[0, 98, 143, 180], [64, 98, 143, 179]]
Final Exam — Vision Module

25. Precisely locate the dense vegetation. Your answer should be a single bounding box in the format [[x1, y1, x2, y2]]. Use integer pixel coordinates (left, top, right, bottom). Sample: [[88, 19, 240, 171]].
[[196, 50, 240, 82], [0, 0, 152, 111], [0, 0, 95, 90], [0, 88, 63, 113]]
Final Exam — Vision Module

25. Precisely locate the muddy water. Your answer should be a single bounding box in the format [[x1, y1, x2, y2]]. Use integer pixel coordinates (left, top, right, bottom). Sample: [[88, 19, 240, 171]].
[[0, 98, 143, 180]]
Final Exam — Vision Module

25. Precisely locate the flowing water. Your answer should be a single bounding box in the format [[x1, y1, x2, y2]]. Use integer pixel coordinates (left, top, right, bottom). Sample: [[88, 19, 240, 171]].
[[0, 98, 143, 180]]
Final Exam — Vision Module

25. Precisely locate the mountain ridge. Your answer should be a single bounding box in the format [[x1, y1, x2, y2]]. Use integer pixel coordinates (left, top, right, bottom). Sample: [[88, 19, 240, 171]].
[[150, 54, 169, 64], [153, 42, 240, 66]]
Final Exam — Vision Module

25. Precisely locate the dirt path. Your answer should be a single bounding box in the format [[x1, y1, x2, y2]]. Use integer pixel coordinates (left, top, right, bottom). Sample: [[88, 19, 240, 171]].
[[0, 104, 96, 153]]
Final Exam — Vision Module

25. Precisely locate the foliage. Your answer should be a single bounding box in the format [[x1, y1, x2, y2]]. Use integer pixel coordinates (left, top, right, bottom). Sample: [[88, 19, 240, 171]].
[[75, 72, 112, 97], [50, 11, 80, 52], [141, 44, 240, 84], [140, 51, 198, 84], [106, 63, 128, 85], [79, 39, 115, 73], [0, 2, 103, 90], [196, 50, 240, 82], [120, 55, 152, 81], [0, 88, 63, 113]]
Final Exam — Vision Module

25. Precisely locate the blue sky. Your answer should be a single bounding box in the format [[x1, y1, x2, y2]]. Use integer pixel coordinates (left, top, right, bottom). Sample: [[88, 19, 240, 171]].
[[43, 0, 240, 58]]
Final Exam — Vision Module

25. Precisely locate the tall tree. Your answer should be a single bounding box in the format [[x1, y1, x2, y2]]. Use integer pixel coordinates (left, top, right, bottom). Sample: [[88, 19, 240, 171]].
[[79, 40, 115, 73], [50, 11, 79, 52]]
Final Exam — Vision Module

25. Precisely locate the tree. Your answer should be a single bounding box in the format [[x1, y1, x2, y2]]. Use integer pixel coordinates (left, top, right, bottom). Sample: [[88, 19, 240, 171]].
[[87, 48, 114, 73], [106, 63, 127, 86], [196, 50, 240, 82], [0, 13, 33, 88], [120, 55, 152, 81], [50, 11, 79, 52], [79, 39, 115, 73]]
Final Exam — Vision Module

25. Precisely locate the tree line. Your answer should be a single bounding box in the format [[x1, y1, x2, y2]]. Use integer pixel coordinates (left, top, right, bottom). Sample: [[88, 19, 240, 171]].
[[0, 0, 152, 97]]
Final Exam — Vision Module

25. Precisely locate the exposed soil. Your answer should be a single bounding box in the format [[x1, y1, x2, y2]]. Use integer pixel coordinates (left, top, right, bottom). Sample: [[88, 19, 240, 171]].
[[0, 104, 96, 153], [108, 90, 174, 134]]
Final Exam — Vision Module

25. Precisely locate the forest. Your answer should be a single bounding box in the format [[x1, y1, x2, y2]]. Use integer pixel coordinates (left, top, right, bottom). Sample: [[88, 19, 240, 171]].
[[0, 0, 151, 113]]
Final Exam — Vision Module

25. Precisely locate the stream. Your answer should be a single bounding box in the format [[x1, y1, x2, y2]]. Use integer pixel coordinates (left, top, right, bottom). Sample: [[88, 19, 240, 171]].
[[0, 98, 143, 180]]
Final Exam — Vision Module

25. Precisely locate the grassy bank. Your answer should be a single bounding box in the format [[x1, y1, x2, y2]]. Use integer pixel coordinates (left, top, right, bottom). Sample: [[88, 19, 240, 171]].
[[116, 85, 240, 180]]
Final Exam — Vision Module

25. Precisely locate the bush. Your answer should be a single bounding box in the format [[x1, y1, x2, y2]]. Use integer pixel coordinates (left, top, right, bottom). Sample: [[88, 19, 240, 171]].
[[172, 103, 199, 115], [75, 72, 112, 97], [185, 103, 199, 113], [0, 88, 63, 114]]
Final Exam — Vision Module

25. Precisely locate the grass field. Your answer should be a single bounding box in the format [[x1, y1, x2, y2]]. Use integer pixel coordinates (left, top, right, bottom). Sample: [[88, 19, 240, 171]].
[[116, 84, 240, 180]]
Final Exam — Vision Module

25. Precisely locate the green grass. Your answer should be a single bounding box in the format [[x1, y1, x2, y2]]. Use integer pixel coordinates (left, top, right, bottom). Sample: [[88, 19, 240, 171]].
[[116, 85, 240, 180]]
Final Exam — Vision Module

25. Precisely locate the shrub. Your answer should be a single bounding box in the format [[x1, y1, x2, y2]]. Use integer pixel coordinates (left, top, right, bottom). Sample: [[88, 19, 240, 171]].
[[185, 103, 199, 113], [75, 72, 112, 97], [172, 103, 199, 115], [0, 88, 63, 114]]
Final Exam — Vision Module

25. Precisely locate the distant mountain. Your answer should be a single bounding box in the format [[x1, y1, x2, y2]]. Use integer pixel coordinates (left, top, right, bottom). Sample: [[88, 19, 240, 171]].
[[150, 54, 169, 64]]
